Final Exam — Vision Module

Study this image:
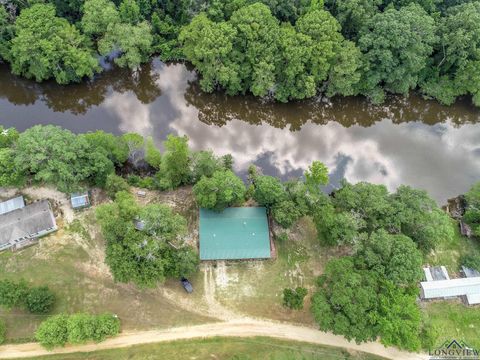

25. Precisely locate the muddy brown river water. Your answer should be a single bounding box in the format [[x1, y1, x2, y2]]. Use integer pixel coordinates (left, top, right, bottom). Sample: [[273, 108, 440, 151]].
[[1, 59, 479, 203]]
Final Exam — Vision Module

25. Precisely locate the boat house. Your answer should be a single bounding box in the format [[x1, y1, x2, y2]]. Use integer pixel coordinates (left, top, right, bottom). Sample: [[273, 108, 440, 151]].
[[0, 200, 57, 251], [199, 207, 271, 261]]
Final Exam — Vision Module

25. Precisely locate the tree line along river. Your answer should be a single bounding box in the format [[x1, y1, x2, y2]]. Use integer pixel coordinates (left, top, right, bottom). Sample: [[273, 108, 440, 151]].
[[0, 59, 479, 204]]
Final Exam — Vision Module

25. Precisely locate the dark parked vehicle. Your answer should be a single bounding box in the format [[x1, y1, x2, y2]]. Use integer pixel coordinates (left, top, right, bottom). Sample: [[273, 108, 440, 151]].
[[181, 277, 193, 293]]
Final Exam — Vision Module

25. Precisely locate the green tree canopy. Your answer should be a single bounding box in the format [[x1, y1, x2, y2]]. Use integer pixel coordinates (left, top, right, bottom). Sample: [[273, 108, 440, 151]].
[[313, 202, 364, 246], [355, 230, 423, 287], [99, 21, 153, 70], [96, 191, 197, 287], [0, 148, 26, 187], [81, 0, 120, 38], [119, 0, 142, 24], [464, 181, 480, 236], [421, 2, 480, 106], [0, 7, 14, 62], [193, 169, 246, 211], [157, 134, 191, 189], [15, 125, 114, 192], [312, 257, 380, 343], [25, 286, 56, 314], [10, 4, 99, 84], [272, 199, 303, 228], [333, 181, 395, 232], [190, 150, 225, 183], [391, 185, 454, 252], [138, 203, 187, 241], [81, 130, 129, 165], [179, 13, 240, 94], [253, 175, 286, 208], [295, 9, 343, 85], [229, 3, 279, 97], [357, 3, 437, 102]]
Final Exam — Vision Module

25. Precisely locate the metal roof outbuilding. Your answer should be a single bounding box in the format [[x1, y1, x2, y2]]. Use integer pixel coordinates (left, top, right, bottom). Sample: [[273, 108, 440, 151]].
[[421, 277, 480, 300], [199, 207, 271, 261], [71, 192, 90, 209]]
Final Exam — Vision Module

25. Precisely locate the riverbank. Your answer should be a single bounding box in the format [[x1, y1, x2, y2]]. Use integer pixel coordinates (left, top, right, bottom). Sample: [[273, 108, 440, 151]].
[[1, 62, 479, 204]]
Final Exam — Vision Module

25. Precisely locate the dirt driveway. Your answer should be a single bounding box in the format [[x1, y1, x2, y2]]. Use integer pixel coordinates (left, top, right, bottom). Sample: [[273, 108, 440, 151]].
[[0, 320, 428, 360]]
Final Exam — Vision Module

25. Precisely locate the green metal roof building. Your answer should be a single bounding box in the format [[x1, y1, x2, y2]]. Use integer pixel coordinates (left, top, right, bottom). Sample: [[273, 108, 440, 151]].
[[199, 207, 271, 260]]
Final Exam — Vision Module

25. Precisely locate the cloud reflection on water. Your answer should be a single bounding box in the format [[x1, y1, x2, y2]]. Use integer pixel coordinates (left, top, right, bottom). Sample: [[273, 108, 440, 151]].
[[1, 62, 479, 203]]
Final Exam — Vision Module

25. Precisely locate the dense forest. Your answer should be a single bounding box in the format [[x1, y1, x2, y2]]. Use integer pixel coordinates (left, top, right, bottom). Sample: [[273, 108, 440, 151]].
[[0, 0, 479, 105]]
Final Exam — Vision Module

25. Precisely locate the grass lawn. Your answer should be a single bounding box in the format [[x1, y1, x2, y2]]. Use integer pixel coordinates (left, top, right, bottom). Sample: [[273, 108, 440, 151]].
[[19, 337, 386, 360], [426, 219, 480, 274], [0, 209, 214, 342], [206, 217, 328, 324], [422, 302, 480, 349]]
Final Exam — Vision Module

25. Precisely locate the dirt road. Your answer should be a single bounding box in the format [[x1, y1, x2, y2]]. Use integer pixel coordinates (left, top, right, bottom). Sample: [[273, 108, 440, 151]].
[[0, 320, 428, 360]]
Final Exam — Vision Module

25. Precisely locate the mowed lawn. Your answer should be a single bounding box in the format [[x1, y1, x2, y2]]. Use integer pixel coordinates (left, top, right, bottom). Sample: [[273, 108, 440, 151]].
[[0, 210, 213, 342], [19, 337, 386, 360], [423, 302, 480, 349], [208, 217, 332, 324], [423, 219, 480, 349]]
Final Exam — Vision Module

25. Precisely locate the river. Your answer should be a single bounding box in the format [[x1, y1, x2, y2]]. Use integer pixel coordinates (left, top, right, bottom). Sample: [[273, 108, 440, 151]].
[[0, 59, 479, 203]]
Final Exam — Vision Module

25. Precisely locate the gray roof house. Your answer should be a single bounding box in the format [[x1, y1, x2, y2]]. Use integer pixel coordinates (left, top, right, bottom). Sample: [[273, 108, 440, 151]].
[[0, 200, 57, 251]]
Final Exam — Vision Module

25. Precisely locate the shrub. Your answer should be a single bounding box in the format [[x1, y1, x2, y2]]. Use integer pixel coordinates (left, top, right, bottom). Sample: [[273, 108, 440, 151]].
[[276, 232, 288, 242], [67, 313, 97, 344], [35, 314, 69, 349], [253, 175, 286, 208], [127, 174, 141, 186], [26, 286, 56, 314], [283, 287, 308, 310], [272, 200, 302, 228], [36, 313, 120, 349], [105, 173, 130, 199], [92, 313, 121, 341], [138, 176, 155, 189], [0, 318, 6, 344], [460, 254, 480, 272], [0, 279, 28, 309]]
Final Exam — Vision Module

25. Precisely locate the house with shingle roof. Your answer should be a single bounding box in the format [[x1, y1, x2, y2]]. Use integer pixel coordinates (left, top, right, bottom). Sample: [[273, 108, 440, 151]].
[[0, 199, 57, 251]]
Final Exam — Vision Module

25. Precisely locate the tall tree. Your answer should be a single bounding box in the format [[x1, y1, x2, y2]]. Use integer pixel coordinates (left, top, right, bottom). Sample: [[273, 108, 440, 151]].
[[421, 2, 480, 106], [193, 169, 246, 211], [253, 175, 286, 208], [81, 0, 120, 38], [391, 185, 454, 252], [0, 6, 14, 62], [324, 0, 381, 39], [15, 125, 114, 192], [357, 3, 437, 103], [99, 21, 153, 69], [312, 257, 380, 343], [274, 23, 316, 102], [10, 4, 99, 84], [157, 134, 191, 189], [229, 3, 280, 97], [295, 9, 343, 86], [179, 13, 240, 93], [355, 230, 423, 287]]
